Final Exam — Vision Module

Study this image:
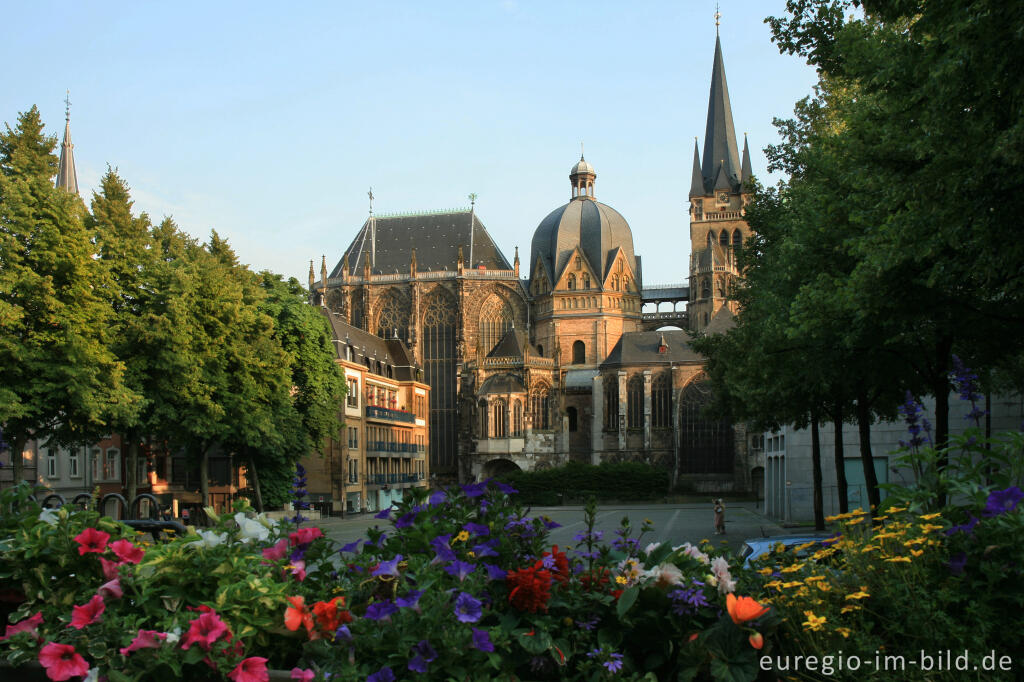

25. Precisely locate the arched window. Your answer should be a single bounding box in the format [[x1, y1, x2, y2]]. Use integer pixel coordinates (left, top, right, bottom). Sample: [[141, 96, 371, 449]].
[[627, 375, 643, 429], [700, 278, 711, 299], [567, 406, 578, 432], [567, 274, 576, 290], [733, 229, 742, 251], [478, 399, 488, 438], [374, 289, 409, 344], [423, 291, 458, 470], [623, 276, 629, 291], [582, 273, 590, 289], [512, 400, 523, 437], [492, 399, 508, 438], [719, 231, 729, 248], [531, 385, 550, 430], [678, 379, 734, 473], [572, 340, 585, 364], [478, 295, 513, 356], [652, 372, 671, 428], [611, 275, 619, 291], [575, 256, 581, 269], [603, 374, 619, 431]]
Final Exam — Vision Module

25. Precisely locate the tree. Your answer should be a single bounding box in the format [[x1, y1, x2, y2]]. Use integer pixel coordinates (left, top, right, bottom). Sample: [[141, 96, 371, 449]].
[[0, 107, 138, 483]]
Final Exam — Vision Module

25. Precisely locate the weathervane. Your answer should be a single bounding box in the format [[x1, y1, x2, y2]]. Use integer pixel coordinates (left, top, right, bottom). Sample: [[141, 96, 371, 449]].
[[368, 187, 374, 215], [468, 192, 477, 207], [580, 141, 585, 160], [64, 90, 71, 121], [715, 3, 721, 35]]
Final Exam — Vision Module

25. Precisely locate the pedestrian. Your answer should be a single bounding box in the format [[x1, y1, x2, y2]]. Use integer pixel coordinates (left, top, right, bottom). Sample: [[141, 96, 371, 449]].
[[713, 498, 726, 535]]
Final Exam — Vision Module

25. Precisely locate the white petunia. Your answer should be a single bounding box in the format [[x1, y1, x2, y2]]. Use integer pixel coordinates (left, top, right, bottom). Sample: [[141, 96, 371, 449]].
[[234, 512, 270, 543], [190, 530, 228, 549], [38, 509, 59, 525], [84, 668, 99, 682]]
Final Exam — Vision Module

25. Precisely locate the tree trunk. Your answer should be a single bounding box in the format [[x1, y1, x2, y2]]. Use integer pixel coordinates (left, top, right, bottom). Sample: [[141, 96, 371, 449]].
[[832, 405, 848, 514], [10, 434, 27, 488], [811, 410, 825, 530], [125, 431, 139, 507], [246, 451, 264, 513], [199, 445, 210, 510], [855, 394, 881, 513]]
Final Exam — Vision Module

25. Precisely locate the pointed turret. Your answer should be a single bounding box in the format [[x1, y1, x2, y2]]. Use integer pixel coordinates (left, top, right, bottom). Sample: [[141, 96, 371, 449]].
[[689, 138, 704, 198], [700, 35, 741, 194], [308, 260, 315, 290], [56, 91, 79, 195], [740, 133, 753, 192]]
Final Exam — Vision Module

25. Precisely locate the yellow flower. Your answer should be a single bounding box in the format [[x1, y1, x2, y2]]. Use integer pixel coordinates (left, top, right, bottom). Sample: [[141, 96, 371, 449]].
[[835, 627, 852, 638], [846, 516, 866, 526], [781, 581, 804, 589], [467, 551, 476, 558], [919, 512, 942, 520], [758, 567, 774, 576], [841, 605, 861, 614], [873, 532, 898, 540], [814, 582, 832, 592], [910, 549, 924, 558], [615, 575, 628, 585], [888, 506, 908, 513], [454, 531, 470, 543], [763, 580, 783, 590], [903, 538, 926, 547], [845, 590, 870, 600], [873, 515, 889, 521], [886, 556, 912, 563], [794, 541, 818, 552], [811, 548, 836, 561], [802, 611, 827, 631], [919, 524, 944, 533], [804, 575, 825, 583], [860, 545, 879, 554]]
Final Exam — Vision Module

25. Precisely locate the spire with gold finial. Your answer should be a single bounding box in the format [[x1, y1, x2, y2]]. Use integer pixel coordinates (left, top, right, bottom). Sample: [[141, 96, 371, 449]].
[[56, 90, 79, 195]]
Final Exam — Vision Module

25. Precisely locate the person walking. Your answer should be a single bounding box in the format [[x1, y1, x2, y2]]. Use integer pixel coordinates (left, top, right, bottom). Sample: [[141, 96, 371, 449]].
[[713, 499, 726, 535]]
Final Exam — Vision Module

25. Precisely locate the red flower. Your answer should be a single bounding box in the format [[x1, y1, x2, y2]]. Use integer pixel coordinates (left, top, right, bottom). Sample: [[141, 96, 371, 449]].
[[289, 527, 323, 546], [506, 563, 553, 613], [261, 538, 288, 561], [748, 632, 764, 650], [284, 596, 314, 634], [70, 595, 105, 629], [543, 545, 571, 584], [110, 539, 144, 564], [74, 528, 110, 555], [119, 629, 166, 656], [181, 611, 229, 651], [100, 557, 123, 581], [229, 656, 269, 682], [98, 577, 122, 599], [0, 611, 42, 641], [312, 597, 352, 636], [38, 642, 89, 681], [579, 567, 610, 592]]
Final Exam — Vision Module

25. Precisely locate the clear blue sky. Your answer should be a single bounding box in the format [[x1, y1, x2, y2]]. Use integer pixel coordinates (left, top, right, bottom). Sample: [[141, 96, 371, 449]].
[[4, 1, 819, 287]]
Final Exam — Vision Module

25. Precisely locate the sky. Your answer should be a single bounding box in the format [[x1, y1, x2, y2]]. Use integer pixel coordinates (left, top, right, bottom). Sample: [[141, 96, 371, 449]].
[[4, 1, 819, 288]]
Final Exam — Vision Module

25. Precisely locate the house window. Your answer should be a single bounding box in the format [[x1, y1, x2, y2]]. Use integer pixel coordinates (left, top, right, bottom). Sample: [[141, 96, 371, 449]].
[[583, 273, 590, 288], [137, 457, 147, 487], [104, 449, 120, 482], [91, 448, 102, 481], [348, 427, 359, 449], [567, 274, 576, 290], [68, 448, 81, 479], [492, 399, 508, 438], [347, 378, 359, 407], [46, 449, 58, 479], [733, 229, 742, 250], [349, 458, 359, 483]]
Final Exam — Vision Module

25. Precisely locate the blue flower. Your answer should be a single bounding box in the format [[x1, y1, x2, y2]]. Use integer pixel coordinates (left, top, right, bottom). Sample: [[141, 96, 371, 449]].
[[335, 625, 352, 642], [445, 560, 476, 582], [471, 628, 495, 652], [540, 516, 561, 530], [453, 592, 483, 623], [395, 511, 418, 529], [364, 600, 398, 622], [483, 563, 507, 581], [951, 355, 987, 426], [396, 589, 423, 609], [461, 481, 488, 498], [948, 551, 968, 576], [983, 486, 1024, 517], [367, 666, 394, 682], [339, 539, 362, 554], [408, 640, 437, 673], [429, 490, 447, 506], [463, 522, 489, 537], [472, 541, 499, 559], [493, 480, 517, 495], [430, 535, 457, 564], [944, 515, 979, 536], [374, 508, 392, 520], [669, 580, 710, 616], [372, 555, 403, 577]]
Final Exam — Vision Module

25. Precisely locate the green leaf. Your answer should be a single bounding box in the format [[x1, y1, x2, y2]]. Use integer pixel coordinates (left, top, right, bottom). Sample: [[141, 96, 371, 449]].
[[616, 585, 640, 618]]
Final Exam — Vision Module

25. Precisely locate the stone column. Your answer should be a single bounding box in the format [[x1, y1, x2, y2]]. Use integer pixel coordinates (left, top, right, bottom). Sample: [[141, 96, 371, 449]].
[[617, 371, 627, 452], [591, 375, 603, 465]]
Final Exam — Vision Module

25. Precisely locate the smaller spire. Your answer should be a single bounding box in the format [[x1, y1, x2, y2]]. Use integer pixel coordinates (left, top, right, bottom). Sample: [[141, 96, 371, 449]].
[[56, 90, 79, 195], [308, 259, 315, 290], [689, 138, 704, 197], [740, 133, 753, 192]]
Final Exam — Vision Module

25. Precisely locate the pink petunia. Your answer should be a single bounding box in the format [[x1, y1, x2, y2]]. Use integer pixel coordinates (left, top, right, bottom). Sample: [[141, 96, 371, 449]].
[[38, 641, 89, 681], [180, 611, 229, 651], [290, 668, 315, 681], [119, 629, 167, 656], [229, 657, 269, 682], [98, 578, 122, 599], [74, 528, 110, 556], [288, 559, 307, 582], [0, 611, 43, 641], [261, 538, 288, 561], [288, 527, 322, 546], [99, 557, 124, 581], [70, 595, 105, 629], [109, 539, 144, 564]]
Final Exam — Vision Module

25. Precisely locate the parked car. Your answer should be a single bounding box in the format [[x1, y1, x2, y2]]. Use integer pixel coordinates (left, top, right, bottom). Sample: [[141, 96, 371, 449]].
[[739, 533, 839, 566]]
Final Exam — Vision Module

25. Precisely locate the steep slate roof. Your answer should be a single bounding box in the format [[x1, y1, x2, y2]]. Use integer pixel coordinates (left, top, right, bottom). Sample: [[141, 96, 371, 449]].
[[600, 330, 702, 367], [486, 327, 540, 358], [320, 310, 419, 381], [530, 198, 637, 286], [703, 307, 737, 336], [478, 373, 527, 395], [331, 210, 511, 278], [694, 35, 742, 196]]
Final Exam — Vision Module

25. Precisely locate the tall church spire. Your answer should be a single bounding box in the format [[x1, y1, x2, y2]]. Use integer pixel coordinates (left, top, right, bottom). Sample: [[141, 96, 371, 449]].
[[700, 33, 741, 194], [56, 91, 79, 195]]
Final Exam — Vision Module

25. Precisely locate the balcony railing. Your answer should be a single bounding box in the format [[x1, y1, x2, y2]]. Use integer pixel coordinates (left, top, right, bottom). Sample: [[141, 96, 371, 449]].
[[367, 473, 423, 485], [365, 405, 416, 424], [366, 442, 425, 455]]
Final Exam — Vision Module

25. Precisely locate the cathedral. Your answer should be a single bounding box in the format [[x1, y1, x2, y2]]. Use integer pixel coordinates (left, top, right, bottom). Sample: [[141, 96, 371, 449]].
[[311, 33, 758, 493]]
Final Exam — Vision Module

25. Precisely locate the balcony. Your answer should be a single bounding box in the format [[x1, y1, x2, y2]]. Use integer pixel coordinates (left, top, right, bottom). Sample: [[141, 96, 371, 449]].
[[365, 405, 416, 424], [367, 473, 424, 486], [365, 442, 426, 457]]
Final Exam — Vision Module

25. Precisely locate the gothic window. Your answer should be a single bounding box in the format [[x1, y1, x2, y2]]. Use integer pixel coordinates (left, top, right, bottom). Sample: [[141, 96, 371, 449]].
[[567, 274, 576, 290], [478, 294, 512, 356], [678, 379, 734, 474], [531, 384, 550, 430], [603, 374, 618, 431], [479, 399, 488, 438], [572, 340, 585, 365], [423, 290, 457, 471], [733, 229, 742, 251], [352, 298, 365, 329], [326, 288, 347, 316], [583, 273, 590, 288], [652, 372, 671, 428], [627, 375, 643, 429], [575, 256, 581, 269], [567, 406, 578, 432], [512, 400, 523, 436], [492, 398, 508, 438], [611, 275, 619, 291], [623, 276, 629, 291], [719, 231, 729, 248], [700, 278, 711, 299], [374, 289, 409, 343]]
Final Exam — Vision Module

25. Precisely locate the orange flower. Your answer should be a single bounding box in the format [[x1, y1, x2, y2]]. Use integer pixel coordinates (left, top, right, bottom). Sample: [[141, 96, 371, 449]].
[[726, 593, 769, 625], [312, 597, 352, 635], [748, 632, 764, 650], [284, 596, 314, 634]]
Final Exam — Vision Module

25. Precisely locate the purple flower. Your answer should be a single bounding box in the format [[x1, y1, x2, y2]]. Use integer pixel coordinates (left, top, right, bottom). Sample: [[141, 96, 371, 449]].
[[445, 560, 476, 582], [335, 624, 352, 642], [364, 600, 398, 622], [604, 653, 624, 673], [472, 541, 499, 559], [483, 563, 507, 581], [461, 481, 488, 498], [951, 355, 988, 426], [429, 490, 447, 506], [471, 628, 495, 652], [983, 486, 1024, 517], [948, 551, 968, 576], [574, 530, 604, 543], [395, 511, 418, 529], [453, 592, 482, 623], [898, 391, 930, 450], [944, 515, 979, 536], [463, 522, 489, 537], [372, 555, 403, 577], [408, 640, 437, 673], [374, 508, 392, 520], [576, 614, 599, 631], [431, 535, 457, 564], [367, 667, 394, 682], [372, 531, 389, 548], [396, 590, 423, 610], [540, 516, 561, 530], [339, 539, 362, 554], [669, 580, 710, 616], [493, 480, 518, 495]]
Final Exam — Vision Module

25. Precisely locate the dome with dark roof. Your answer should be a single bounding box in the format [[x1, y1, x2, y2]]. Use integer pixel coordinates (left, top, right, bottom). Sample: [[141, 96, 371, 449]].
[[530, 157, 637, 286]]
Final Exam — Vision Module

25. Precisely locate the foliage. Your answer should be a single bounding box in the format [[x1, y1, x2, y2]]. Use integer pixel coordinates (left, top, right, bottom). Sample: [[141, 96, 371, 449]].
[[499, 462, 669, 505]]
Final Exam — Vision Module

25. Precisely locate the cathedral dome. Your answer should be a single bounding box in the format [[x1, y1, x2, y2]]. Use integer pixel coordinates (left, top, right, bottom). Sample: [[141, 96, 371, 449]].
[[530, 157, 637, 286]]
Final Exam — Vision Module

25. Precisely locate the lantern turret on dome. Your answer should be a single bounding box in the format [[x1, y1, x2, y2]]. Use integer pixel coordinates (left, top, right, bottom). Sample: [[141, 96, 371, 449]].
[[569, 154, 596, 200]]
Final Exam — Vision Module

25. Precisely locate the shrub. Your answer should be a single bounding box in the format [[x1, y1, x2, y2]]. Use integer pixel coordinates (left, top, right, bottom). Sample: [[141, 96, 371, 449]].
[[500, 462, 669, 505]]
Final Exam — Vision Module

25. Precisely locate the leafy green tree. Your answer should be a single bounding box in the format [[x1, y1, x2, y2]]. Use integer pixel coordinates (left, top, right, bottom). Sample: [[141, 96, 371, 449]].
[[0, 107, 138, 483]]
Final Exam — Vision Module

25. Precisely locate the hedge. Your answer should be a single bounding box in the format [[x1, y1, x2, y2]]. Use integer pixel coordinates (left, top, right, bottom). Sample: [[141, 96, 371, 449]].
[[498, 461, 669, 505]]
